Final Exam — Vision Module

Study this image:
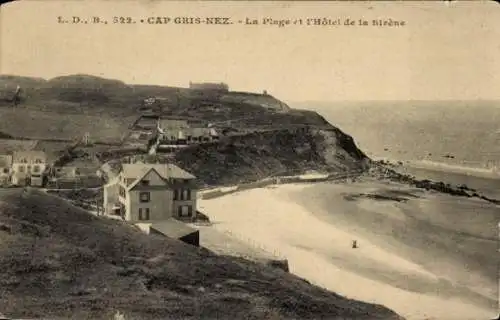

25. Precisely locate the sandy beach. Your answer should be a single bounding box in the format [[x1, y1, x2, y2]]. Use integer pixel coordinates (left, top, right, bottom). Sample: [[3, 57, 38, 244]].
[[199, 178, 498, 320]]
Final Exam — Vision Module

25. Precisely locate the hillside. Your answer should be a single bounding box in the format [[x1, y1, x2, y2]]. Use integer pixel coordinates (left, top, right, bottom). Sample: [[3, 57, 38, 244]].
[[0, 189, 402, 320], [0, 74, 369, 184], [174, 127, 369, 186], [0, 75, 293, 119]]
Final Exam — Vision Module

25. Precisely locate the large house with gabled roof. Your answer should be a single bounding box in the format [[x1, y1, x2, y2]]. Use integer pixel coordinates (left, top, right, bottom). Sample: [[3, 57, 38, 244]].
[[103, 163, 198, 223]]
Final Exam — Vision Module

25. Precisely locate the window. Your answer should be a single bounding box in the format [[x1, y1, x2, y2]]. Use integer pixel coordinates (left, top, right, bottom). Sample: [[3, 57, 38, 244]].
[[18, 165, 25, 173], [27, 165, 31, 172], [178, 205, 192, 217], [141, 180, 150, 186], [20, 158, 27, 164], [119, 186, 126, 197], [139, 192, 150, 202], [181, 189, 191, 200], [174, 189, 179, 200], [33, 165, 40, 173], [35, 159, 42, 164], [138, 208, 150, 220], [2, 168, 8, 174]]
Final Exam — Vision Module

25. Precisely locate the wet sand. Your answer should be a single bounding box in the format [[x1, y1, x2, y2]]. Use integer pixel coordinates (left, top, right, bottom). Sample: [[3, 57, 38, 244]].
[[199, 180, 498, 320]]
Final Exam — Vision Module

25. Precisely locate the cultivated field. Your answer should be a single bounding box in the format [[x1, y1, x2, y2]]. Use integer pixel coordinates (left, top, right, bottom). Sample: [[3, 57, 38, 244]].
[[0, 108, 137, 144]]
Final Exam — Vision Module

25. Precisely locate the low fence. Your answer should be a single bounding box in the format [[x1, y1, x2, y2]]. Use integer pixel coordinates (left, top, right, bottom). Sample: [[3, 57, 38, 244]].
[[221, 229, 285, 260], [219, 228, 290, 272]]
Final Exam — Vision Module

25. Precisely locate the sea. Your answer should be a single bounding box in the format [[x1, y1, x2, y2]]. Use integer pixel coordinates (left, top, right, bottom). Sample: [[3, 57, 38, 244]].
[[292, 100, 500, 197]]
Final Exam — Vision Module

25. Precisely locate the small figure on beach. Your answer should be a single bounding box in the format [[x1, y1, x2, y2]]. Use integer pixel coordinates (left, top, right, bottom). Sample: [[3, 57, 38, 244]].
[[352, 240, 358, 249]]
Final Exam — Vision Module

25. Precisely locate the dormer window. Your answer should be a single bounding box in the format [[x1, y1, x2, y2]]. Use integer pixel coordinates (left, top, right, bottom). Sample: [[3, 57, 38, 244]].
[[139, 192, 150, 203], [35, 159, 42, 164], [141, 180, 150, 186], [20, 158, 27, 164]]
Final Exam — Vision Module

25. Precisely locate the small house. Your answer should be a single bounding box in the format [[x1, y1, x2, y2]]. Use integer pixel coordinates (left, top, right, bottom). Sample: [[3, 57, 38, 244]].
[[11, 151, 47, 187], [0, 155, 12, 186], [158, 125, 219, 146]]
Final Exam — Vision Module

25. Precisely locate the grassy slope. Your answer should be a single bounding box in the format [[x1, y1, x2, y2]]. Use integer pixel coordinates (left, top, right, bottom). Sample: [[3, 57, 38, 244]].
[[0, 74, 323, 128], [0, 189, 402, 320], [0, 75, 330, 150], [0, 107, 136, 143]]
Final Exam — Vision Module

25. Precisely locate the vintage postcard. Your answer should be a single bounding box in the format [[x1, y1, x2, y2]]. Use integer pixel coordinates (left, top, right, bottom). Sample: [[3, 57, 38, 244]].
[[0, 1, 498, 319]]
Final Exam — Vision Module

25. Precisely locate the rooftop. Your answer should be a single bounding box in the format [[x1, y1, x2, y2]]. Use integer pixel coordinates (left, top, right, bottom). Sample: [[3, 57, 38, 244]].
[[12, 151, 47, 163], [121, 163, 196, 181], [0, 155, 13, 168], [158, 119, 190, 129], [160, 127, 218, 138], [150, 219, 198, 240]]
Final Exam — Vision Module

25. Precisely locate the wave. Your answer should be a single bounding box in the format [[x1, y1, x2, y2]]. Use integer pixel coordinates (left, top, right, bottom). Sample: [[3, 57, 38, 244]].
[[406, 160, 500, 179], [371, 155, 499, 179]]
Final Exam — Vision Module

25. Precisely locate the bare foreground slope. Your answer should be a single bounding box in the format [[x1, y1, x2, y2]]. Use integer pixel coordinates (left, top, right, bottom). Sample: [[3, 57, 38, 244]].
[[0, 189, 403, 320]]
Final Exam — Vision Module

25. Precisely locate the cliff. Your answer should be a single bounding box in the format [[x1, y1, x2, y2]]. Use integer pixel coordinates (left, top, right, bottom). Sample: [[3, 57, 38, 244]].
[[0, 189, 403, 320], [174, 127, 369, 186]]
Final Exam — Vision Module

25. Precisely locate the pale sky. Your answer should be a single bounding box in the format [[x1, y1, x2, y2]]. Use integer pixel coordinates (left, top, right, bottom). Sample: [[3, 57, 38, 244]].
[[1, 0, 499, 102]]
